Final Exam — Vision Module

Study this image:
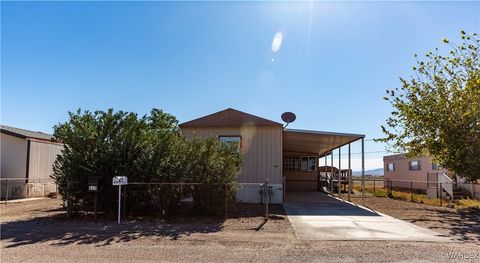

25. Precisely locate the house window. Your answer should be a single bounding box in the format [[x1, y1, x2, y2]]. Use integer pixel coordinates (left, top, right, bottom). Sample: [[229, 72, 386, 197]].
[[284, 156, 316, 171], [409, 160, 421, 171], [432, 163, 442, 170], [218, 136, 241, 152], [284, 156, 300, 171], [387, 163, 395, 171]]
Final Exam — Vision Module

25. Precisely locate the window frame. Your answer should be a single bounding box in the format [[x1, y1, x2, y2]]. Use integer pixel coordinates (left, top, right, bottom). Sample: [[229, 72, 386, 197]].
[[387, 162, 395, 172], [284, 155, 317, 172], [218, 135, 242, 152], [409, 160, 421, 171]]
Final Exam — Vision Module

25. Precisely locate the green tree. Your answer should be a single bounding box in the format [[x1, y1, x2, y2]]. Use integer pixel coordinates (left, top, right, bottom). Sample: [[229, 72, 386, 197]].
[[378, 31, 480, 181], [52, 108, 242, 216]]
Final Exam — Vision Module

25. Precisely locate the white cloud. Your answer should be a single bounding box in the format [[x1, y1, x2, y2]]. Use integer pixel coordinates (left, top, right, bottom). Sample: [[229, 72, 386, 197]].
[[271, 32, 283, 53]]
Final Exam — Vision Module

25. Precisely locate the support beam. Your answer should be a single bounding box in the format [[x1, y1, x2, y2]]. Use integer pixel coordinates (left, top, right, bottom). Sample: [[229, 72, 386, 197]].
[[317, 157, 320, 191], [324, 155, 327, 192], [330, 153, 334, 193], [361, 137, 365, 199], [338, 147, 341, 196], [348, 143, 352, 201]]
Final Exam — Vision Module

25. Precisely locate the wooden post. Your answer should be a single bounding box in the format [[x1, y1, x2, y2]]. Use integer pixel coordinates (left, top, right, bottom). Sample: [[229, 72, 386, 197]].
[[373, 180, 376, 195]]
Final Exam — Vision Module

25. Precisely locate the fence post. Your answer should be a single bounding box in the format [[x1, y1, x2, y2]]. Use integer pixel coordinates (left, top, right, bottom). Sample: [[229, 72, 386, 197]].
[[387, 179, 390, 197], [471, 184, 475, 199], [5, 180, 9, 205], [224, 183, 228, 220], [440, 182, 443, 206], [410, 181, 413, 201], [264, 179, 269, 220], [67, 179, 71, 218], [94, 192, 98, 223], [373, 180, 376, 195], [389, 179, 392, 197]]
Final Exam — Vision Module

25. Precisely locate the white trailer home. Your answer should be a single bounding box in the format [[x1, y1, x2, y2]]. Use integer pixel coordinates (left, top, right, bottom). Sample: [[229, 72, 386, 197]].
[[1, 125, 63, 199]]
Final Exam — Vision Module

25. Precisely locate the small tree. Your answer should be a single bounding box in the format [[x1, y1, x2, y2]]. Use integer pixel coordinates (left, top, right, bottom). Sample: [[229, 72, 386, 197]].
[[377, 31, 480, 181]]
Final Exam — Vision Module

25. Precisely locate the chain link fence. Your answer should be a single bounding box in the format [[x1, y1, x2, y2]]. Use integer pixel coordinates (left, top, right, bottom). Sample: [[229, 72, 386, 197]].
[[346, 177, 480, 206], [64, 180, 275, 221], [0, 178, 57, 204]]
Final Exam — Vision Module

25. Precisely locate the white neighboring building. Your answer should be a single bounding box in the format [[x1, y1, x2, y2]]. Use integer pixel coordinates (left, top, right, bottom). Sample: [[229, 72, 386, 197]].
[[1, 125, 63, 199]]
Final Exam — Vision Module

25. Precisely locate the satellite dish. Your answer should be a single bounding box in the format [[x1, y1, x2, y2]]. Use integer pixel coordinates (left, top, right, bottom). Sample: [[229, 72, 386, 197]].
[[281, 112, 296, 128]]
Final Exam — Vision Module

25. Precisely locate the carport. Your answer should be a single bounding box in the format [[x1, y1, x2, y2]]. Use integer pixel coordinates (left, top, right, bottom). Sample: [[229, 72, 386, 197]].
[[282, 129, 365, 200]]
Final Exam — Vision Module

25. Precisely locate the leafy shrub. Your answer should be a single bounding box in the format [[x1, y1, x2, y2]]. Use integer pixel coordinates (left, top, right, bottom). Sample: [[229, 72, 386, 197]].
[[52, 108, 241, 217]]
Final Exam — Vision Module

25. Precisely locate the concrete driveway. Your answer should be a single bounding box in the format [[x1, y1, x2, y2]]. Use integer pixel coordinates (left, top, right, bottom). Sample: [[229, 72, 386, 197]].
[[283, 192, 451, 242]]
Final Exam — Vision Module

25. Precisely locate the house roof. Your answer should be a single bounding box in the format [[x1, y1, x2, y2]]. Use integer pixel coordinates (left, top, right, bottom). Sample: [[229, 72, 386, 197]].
[[0, 125, 55, 142], [283, 128, 365, 155], [179, 108, 283, 128]]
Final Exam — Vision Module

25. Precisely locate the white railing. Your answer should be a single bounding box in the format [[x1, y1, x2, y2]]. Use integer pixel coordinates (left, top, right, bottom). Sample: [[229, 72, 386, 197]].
[[438, 172, 453, 197]]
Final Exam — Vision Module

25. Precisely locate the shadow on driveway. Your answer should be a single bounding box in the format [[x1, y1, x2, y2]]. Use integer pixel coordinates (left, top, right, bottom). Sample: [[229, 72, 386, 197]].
[[284, 191, 379, 216]]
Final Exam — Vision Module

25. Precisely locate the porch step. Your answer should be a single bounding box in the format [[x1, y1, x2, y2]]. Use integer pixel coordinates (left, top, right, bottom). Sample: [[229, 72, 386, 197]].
[[448, 188, 471, 200]]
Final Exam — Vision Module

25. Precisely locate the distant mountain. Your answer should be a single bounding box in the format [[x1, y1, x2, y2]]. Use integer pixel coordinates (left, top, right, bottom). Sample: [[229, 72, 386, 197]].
[[352, 168, 384, 176]]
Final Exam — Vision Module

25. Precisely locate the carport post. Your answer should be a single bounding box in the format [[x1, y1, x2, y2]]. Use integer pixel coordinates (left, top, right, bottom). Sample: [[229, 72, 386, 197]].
[[338, 147, 341, 196], [330, 153, 334, 193], [348, 143, 352, 202], [324, 156, 327, 190], [361, 138, 365, 199]]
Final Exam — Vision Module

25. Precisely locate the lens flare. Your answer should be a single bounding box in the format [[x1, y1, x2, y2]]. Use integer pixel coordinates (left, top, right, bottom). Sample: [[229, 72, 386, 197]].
[[271, 32, 283, 53]]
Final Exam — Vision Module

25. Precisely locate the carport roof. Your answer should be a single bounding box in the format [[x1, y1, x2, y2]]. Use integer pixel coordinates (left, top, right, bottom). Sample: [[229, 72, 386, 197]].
[[283, 129, 364, 156]]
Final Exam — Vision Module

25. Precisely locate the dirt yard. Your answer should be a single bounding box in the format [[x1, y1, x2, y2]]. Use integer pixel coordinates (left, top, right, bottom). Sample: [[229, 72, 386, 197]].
[[1, 198, 480, 263], [351, 196, 480, 243]]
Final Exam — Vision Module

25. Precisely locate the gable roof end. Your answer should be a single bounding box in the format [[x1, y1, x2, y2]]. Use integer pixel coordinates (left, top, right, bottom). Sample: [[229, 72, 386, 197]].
[[179, 108, 282, 128]]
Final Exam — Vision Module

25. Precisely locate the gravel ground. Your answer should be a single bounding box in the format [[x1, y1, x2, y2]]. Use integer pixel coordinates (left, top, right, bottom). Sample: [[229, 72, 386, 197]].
[[350, 196, 480, 243], [1, 198, 480, 262]]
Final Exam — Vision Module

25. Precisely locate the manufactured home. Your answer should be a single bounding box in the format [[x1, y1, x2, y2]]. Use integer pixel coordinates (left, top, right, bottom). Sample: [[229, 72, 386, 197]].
[[383, 153, 449, 191], [1, 125, 63, 199], [384, 153, 480, 200], [179, 108, 365, 204]]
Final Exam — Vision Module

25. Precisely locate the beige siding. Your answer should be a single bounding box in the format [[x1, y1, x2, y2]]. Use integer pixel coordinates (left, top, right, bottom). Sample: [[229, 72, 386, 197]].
[[182, 125, 283, 184], [1, 133, 28, 179], [28, 140, 63, 181]]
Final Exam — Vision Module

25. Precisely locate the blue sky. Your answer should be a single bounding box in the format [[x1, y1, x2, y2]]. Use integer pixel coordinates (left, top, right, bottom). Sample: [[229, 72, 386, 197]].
[[2, 1, 479, 170]]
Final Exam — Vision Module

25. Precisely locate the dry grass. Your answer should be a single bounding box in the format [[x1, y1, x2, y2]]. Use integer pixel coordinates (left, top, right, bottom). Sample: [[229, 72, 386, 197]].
[[457, 198, 480, 208], [352, 185, 480, 208]]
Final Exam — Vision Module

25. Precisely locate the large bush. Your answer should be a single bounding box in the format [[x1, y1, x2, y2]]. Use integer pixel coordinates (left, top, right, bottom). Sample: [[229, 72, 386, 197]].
[[52, 108, 242, 216]]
